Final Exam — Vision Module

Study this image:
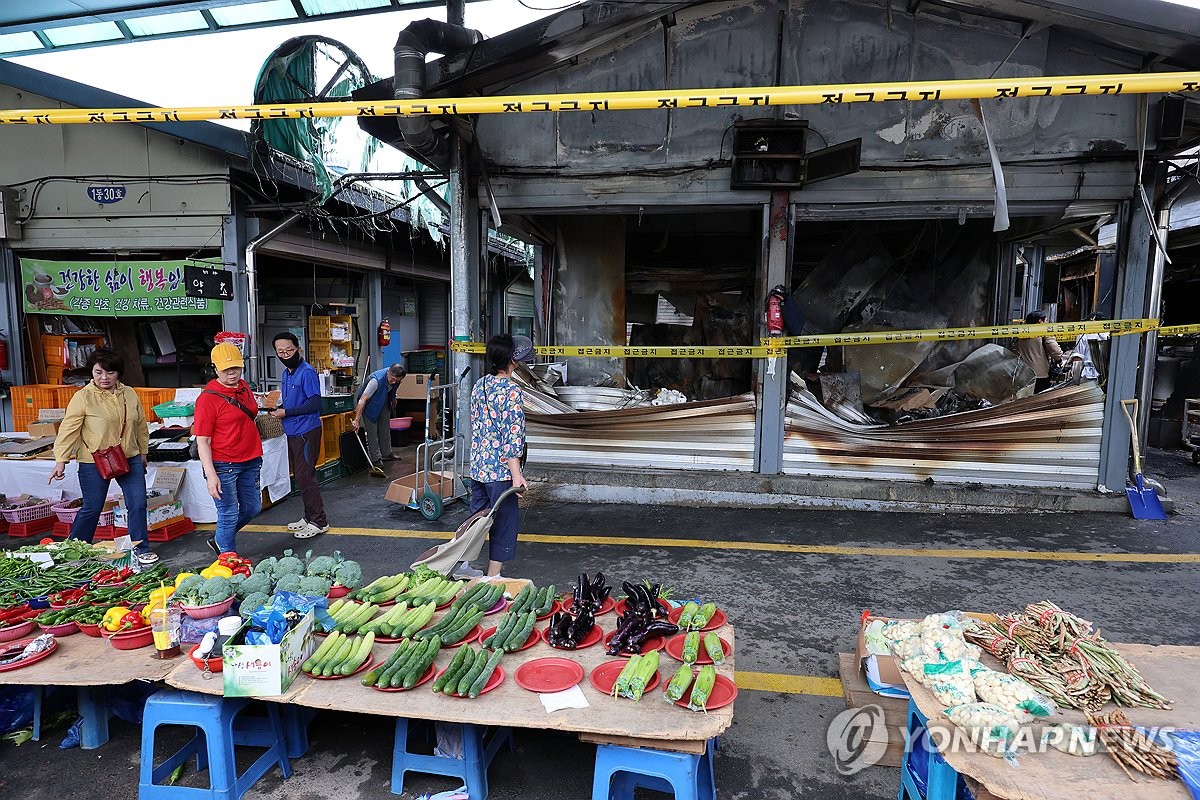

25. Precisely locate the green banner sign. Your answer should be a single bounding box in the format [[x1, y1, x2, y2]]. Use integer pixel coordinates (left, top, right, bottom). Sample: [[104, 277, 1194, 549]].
[[21, 257, 224, 317]]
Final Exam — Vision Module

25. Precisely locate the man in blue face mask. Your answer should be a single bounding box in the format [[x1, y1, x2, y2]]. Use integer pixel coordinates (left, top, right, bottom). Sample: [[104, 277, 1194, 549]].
[[270, 332, 329, 538]]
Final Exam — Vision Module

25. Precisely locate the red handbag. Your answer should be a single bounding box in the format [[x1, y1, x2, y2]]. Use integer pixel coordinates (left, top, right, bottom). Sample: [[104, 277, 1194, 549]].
[[91, 394, 130, 480]]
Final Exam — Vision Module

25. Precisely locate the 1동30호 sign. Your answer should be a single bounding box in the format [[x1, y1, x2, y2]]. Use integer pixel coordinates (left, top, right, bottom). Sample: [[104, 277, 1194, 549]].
[[20, 258, 223, 317]]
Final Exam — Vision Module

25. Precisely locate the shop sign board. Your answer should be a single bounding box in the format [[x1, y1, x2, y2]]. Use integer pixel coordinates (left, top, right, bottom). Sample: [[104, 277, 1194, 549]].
[[20, 257, 223, 316], [184, 264, 236, 301]]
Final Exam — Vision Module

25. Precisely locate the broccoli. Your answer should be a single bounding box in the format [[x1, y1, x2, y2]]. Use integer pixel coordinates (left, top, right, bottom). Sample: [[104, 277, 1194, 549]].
[[298, 576, 332, 596], [332, 560, 363, 589], [306, 555, 337, 579], [274, 574, 303, 594], [199, 576, 234, 603], [236, 573, 272, 598], [229, 573, 246, 592], [238, 592, 270, 619], [274, 555, 304, 577], [253, 556, 278, 576], [175, 574, 206, 598]]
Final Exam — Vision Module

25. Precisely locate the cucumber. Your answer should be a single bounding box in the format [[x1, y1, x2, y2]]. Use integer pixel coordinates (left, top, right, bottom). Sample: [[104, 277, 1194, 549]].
[[534, 584, 557, 616], [703, 631, 725, 665], [476, 583, 503, 612], [363, 646, 407, 686], [340, 632, 375, 676], [401, 603, 437, 639], [664, 664, 695, 703], [455, 649, 489, 697], [678, 601, 700, 629], [303, 631, 341, 673], [327, 598, 346, 617], [437, 580, 463, 605], [504, 611, 537, 651], [440, 608, 484, 646], [402, 638, 441, 688], [692, 603, 717, 630], [452, 581, 487, 610], [487, 610, 518, 648], [379, 642, 420, 688], [320, 636, 356, 677], [434, 643, 474, 693], [468, 648, 505, 698]]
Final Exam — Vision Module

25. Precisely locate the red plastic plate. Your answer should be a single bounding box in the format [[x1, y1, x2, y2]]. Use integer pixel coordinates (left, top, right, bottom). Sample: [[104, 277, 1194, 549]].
[[666, 606, 727, 631], [0, 637, 58, 673], [541, 623, 602, 651], [663, 633, 732, 665], [435, 664, 505, 697], [440, 624, 482, 649], [559, 595, 616, 616], [674, 673, 737, 711], [602, 631, 666, 658], [514, 657, 584, 693], [588, 660, 661, 695], [478, 625, 540, 653], [613, 598, 672, 617], [372, 663, 437, 692], [306, 651, 375, 680], [535, 600, 561, 621]]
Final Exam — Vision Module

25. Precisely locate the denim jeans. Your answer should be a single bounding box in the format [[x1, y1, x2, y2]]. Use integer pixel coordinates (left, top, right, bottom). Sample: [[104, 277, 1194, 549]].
[[212, 457, 263, 553], [71, 455, 149, 551]]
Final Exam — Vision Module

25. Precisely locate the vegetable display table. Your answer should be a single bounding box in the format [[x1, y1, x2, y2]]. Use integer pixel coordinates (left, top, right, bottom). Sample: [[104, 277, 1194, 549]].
[[165, 614, 736, 776], [0, 632, 179, 748], [898, 643, 1200, 800]]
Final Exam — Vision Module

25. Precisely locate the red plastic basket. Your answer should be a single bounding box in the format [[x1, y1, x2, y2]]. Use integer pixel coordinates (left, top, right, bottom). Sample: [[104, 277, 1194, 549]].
[[2, 500, 54, 525]]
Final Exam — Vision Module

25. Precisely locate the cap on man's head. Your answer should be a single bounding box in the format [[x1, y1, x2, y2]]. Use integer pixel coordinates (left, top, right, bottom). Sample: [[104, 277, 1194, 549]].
[[511, 335, 535, 365], [211, 342, 245, 371]]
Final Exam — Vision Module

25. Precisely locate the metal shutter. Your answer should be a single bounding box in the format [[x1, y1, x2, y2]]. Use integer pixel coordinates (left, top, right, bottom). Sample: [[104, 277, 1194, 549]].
[[418, 281, 448, 347]]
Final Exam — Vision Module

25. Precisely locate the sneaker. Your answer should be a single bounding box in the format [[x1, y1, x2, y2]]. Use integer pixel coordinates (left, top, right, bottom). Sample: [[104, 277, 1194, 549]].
[[453, 562, 484, 579], [136, 550, 160, 566], [294, 522, 329, 540], [286, 518, 308, 532], [480, 574, 509, 583], [205, 537, 220, 556]]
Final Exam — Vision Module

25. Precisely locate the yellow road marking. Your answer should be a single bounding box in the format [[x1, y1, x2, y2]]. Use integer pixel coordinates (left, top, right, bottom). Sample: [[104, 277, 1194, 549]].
[[734, 671, 844, 697], [210, 524, 1200, 563]]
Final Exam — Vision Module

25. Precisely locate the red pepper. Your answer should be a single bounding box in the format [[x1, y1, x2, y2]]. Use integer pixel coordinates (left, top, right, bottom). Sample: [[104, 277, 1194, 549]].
[[0, 604, 30, 621], [118, 611, 147, 631], [230, 565, 252, 578]]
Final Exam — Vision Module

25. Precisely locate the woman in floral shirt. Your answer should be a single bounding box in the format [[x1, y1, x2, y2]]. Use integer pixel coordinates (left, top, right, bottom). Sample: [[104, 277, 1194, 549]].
[[462, 333, 533, 579]]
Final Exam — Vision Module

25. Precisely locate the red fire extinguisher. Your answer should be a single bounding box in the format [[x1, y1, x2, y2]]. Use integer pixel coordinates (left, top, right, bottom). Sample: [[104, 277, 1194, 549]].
[[0, 333, 8, 371], [377, 319, 391, 348], [766, 286, 786, 337]]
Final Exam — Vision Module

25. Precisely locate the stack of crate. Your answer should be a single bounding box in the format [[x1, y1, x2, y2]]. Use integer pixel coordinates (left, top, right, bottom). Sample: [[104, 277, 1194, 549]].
[[11, 385, 78, 433]]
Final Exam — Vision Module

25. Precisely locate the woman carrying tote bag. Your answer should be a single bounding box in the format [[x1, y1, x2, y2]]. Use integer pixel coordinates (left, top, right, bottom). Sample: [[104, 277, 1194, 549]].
[[49, 348, 156, 566]]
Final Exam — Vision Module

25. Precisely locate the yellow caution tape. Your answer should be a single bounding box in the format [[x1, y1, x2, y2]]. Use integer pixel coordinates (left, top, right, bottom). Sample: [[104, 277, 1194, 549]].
[[1160, 324, 1200, 336], [763, 318, 1158, 348], [1, 72, 1196, 125], [450, 318, 1160, 358]]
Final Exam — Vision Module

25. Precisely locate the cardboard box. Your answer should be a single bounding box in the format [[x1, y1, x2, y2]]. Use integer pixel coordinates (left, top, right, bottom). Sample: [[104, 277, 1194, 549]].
[[395, 372, 439, 400], [114, 466, 187, 530], [145, 466, 186, 509], [27, 421, 60, 437], [385, 469, 458, 507], [114, 504, 184, 531], [222, 609, 315, 697], [37, 408, 67, 422], [856, 614, 906, 687]]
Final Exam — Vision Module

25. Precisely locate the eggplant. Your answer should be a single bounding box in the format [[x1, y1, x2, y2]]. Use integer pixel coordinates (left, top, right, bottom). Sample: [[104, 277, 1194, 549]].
[[606, 613, 641, 655], [642, 619, 680, 638], [548, 612, 575, 648], [569, 610, 595, 644]]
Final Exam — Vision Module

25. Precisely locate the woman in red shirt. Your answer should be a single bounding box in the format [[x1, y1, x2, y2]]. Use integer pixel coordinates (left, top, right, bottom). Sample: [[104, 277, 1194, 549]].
[[194, 343, 263, 555]]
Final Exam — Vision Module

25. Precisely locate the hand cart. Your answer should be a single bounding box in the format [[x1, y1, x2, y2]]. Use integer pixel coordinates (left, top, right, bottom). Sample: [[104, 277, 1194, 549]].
[[403, 371, 470, 520], [1185, 398, 1200, 466]]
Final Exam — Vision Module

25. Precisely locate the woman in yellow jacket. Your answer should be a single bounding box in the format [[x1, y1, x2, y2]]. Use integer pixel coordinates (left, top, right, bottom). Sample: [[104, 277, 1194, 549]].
[[49, 348, 156, 566]]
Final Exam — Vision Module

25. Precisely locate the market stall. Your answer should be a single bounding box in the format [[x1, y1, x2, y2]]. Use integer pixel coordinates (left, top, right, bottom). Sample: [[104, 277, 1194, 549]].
[[0, 436, 291, 524]]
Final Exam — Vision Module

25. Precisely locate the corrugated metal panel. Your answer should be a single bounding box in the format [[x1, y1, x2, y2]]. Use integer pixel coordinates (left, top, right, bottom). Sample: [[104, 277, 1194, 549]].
[[527, 395, 757, 471], [506, 288, 534, 319], [782, 384, 1103, 489], [418, 281, 448, 347]]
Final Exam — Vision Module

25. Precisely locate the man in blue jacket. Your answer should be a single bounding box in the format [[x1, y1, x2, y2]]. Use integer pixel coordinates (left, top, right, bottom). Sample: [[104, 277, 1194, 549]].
[[269, 332, 329, 538], [353, 363, 407, 477]]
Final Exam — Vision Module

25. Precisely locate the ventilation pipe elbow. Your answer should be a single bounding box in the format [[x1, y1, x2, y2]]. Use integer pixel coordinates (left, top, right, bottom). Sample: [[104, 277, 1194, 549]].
[[393, 20, 484, 163]]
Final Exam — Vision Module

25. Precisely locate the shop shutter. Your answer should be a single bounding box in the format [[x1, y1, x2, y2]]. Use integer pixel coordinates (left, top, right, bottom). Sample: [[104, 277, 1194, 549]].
[[418, 281, 448, 347], [505, 289, 534, 319]]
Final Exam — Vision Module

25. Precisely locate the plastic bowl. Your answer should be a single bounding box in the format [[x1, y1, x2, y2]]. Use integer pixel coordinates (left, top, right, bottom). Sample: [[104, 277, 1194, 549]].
[[108, 627, 154, 650], [189, 644, 223, 673], [38, 620, 80, 636], [27, 597, 51, 610], [77, 622, 103, 638], [327, 585, 351, 599], [180, 597, 235, 619], [0, 619, 37, 642]]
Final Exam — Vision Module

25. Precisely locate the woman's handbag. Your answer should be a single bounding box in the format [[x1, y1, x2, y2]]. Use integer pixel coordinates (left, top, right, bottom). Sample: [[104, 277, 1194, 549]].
[[92, 395, 130, 479]]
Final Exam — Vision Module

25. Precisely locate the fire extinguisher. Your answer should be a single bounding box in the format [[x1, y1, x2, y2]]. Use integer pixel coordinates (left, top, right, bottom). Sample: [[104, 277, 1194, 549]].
[[766, 286, 787, 337], [0, 333, 8, 371], [377, 319, 391, 348]]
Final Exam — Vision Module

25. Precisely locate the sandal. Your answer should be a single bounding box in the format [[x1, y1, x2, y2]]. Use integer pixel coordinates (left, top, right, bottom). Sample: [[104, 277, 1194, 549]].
[[286, 519, 308, 532], [294, 522, 329, 539]]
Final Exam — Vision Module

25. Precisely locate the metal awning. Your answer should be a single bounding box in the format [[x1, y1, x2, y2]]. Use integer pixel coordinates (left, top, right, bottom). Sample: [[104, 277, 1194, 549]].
[[0, 0, 492, 58]]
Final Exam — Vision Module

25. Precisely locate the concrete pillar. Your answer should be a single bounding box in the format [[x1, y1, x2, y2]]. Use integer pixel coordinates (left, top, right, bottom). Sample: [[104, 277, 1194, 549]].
[[366, 270, 383, 371], [552, 216, 626, 385], [1097, 169, 1163, 491], [220, 204, 250, 349], [450, 134, 473, 438], [756, 191, 792, 474]]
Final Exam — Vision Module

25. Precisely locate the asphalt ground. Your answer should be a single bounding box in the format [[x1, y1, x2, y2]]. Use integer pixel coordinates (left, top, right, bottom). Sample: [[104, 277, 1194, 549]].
[[2, 446, 1198, 799]]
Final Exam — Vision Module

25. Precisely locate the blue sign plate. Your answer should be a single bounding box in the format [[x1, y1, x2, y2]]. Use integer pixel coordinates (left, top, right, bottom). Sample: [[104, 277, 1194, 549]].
[[87, 185, 126, 204]]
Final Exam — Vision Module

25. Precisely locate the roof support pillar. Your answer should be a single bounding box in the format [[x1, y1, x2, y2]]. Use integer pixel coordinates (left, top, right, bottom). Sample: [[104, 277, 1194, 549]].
[[756, 191, 792, 475]]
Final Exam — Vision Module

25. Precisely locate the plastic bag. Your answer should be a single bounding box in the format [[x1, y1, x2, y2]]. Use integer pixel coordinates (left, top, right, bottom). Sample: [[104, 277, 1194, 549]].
[[0, 687, 35, 736], [246, 590, 335, 644], [918, 613, 978, 662], [59, 717, 82, 749], [971, 666, 1057, 718], [944, 702, 1022, 759], [923, 660, 977, 707], [1165, 730, 1200, 799], [1041, 723, 1099, 757]]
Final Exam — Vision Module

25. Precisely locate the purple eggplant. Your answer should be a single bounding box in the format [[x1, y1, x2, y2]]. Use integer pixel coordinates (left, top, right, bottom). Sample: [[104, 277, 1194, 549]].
[[569, 610, 595, 644], [606, 613, 641, 656]]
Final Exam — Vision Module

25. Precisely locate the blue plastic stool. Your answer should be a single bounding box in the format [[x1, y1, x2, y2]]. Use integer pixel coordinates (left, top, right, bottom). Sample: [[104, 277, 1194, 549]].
[[592, 739, 716, 800], [390, 720, 513, 797], [279, 706, 319, 759], [898, 697, 960, 800], [138, 690, 291, 800]]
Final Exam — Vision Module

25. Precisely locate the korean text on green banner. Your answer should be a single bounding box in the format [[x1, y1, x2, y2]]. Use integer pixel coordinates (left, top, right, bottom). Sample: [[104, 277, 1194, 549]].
[[21, 258, 224, 317]]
